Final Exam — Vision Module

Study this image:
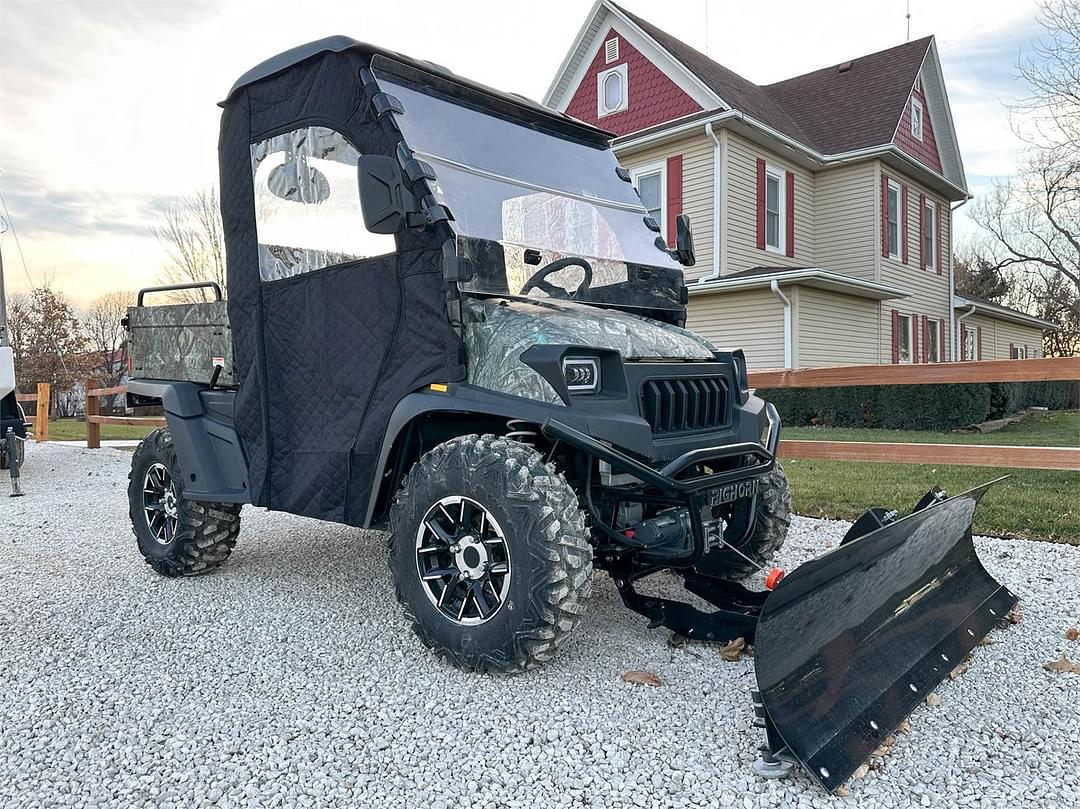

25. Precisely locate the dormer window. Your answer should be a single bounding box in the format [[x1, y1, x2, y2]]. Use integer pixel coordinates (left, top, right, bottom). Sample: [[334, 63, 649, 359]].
[[597, 64, 628, 117], [911, 98, 924, 141]]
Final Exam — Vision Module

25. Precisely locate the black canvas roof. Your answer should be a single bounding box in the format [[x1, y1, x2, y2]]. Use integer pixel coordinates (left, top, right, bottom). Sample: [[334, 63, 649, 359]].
[[224, 36, 613, 145]]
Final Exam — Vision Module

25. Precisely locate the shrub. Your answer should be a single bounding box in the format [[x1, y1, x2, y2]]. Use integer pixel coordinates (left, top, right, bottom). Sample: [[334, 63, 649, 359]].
[[758, 380, 1076, 431]]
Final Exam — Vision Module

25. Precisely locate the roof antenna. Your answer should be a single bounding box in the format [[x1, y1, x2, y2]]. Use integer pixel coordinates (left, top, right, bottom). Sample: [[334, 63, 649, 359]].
[[906, 0, 911, 41]]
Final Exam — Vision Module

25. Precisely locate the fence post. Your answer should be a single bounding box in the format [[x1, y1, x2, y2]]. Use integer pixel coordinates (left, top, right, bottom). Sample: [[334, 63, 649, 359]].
[[34, 383, 49, 442], [86, 378, 100, 449]]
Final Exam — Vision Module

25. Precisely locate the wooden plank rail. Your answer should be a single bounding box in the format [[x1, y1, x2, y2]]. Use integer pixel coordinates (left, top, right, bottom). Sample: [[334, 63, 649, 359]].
[[779, 440, 1080, 471], [749, 356, 1080, 389], [85, 379, 165, 448]]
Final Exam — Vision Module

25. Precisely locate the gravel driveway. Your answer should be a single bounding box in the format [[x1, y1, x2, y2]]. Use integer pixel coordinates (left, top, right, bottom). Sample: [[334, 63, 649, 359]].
[[3, 443, 1078, 809]]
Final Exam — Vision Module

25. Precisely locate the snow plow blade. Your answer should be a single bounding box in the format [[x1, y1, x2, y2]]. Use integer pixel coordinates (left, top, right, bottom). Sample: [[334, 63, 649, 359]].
[[752, 479, 1016, 792]]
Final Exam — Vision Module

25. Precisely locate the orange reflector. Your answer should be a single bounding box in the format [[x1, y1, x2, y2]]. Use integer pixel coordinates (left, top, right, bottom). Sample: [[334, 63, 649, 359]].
[[765, 567, 786, 590]]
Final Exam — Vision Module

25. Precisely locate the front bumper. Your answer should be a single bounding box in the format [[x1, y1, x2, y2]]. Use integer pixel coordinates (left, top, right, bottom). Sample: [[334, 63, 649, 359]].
[[542, 403, 781, 568]]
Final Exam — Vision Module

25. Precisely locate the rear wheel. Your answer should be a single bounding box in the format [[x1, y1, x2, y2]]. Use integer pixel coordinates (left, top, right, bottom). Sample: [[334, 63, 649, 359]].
[[128, 428, 241, 577], [695, 466, 791, 580], [389, 434, 593, 673]]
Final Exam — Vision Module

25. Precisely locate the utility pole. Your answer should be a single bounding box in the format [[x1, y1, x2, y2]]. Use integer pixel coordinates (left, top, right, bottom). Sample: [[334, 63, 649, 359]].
[[0, 218, 8, 347], [906, 0, 911, 41]]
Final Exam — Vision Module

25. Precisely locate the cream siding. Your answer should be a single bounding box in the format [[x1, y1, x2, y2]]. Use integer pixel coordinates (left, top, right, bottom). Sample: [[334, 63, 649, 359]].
[[794, 286, 881, 366], [814, 163, 878, 280], [687, 289, 785, 369], [724, 133, 815, 273], [960, 314, 1046, 360], [878, 162, 953, 363], [618, 134, 715, 281]]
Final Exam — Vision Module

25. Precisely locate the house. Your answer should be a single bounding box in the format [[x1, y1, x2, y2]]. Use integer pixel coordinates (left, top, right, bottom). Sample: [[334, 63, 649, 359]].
[[544, 1, 1055, 367]]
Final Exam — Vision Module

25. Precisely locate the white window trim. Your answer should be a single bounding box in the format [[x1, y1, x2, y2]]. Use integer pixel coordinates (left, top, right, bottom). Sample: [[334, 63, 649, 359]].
[[964, 325, 978, 361], [924, 199, 936, 270], [597, 63, 628, 117], [927, 317, 941, 362], [897, 314, 914, 364], [911, 98, 924, 141], [630, 161, 666, 237], [764, 163, 786, 254], [887, 179, 901, 259]]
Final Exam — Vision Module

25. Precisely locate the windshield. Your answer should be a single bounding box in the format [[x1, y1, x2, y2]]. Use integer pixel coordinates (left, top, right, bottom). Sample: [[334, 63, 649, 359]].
[[373, 64, 684, 310]]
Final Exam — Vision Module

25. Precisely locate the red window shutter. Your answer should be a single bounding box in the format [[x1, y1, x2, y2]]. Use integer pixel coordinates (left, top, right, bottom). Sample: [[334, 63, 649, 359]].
[[911, 312, 920, 363], [881, 175, 890, 258], [1009, 342, 1015, 359], [918, 193, 926, 270], [939, 319, 946, 362], [756, 158, 766, 250], [961, 327, 967, 361], [937, 203, 944, 275], [891, 309, 900, 363], [922, 315, 929, 363], [785, 171, 795, 257], [901, 185, 909, 264], [976, 326, 983, 360], [666, 155, 683, 246]]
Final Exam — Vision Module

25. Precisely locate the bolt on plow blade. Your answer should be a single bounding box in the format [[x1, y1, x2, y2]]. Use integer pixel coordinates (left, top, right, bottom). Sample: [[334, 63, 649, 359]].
[[752, 478, 1016, 792]]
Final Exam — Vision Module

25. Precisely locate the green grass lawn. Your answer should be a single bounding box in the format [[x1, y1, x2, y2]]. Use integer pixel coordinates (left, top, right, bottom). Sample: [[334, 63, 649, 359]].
[[42, 418, 159, 442], [782, 411, 1080, 544]]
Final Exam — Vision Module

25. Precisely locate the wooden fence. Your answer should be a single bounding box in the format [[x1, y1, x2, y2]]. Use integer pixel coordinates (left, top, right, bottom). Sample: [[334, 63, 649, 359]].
[[14, 383, 50, 442], [748, 356, 1080, 471], [85, 379, 165, 449]]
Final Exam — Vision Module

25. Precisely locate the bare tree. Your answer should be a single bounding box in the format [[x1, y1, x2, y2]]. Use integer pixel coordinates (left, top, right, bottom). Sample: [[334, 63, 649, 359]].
[[971, 1, 1080, 356], [153, 187, 226, 302], [84, 290, 135, 412]]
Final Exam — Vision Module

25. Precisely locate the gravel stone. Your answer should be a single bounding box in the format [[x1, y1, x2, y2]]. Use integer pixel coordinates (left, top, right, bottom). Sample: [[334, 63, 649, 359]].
[[2, 443, 1078, 808]]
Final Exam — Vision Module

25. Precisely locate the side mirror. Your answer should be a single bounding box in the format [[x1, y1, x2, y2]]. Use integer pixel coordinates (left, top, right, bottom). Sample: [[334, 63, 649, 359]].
[[674, 214, 695, 267], [358, 155, 415, 234]]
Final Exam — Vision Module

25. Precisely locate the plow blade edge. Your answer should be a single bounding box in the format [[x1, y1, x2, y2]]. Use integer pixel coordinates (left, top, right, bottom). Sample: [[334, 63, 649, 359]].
[[753, 480, 1017, 792]]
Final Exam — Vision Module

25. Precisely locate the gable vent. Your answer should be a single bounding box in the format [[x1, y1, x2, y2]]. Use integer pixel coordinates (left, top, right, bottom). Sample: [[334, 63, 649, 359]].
[[837, 60, 853, 73], [605, 37, 619, 63]]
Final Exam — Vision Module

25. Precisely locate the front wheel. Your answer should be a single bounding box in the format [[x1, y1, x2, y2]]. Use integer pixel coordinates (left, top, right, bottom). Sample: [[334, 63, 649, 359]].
[[128, 428, 241, 577], [389, 434, 593, 673]]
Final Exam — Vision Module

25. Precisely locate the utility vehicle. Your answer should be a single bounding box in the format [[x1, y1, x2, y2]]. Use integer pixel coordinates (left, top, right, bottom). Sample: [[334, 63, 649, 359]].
[[123, 37, 1015, 791]]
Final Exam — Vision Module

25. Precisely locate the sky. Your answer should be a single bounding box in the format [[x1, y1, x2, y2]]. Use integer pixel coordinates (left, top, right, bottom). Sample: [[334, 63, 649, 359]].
[[0, 0, 1044, 306]]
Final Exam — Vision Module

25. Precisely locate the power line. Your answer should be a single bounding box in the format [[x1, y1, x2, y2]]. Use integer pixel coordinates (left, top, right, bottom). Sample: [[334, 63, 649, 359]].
[[0, 191, 35, 289]]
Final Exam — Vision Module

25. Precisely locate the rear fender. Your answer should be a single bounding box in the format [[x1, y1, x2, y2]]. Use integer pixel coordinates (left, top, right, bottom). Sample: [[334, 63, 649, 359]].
[[127, 380, 250, 504]]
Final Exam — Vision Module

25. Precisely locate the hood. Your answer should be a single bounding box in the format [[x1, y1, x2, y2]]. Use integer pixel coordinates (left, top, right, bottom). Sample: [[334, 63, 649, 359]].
[[462, 296, 716, 405]]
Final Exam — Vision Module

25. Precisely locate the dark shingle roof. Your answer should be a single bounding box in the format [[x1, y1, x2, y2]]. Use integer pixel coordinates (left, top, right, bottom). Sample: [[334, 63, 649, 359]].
[[764, 36, 933, 154], [612, 3, 932, 155], [614, 4, 810, 142]]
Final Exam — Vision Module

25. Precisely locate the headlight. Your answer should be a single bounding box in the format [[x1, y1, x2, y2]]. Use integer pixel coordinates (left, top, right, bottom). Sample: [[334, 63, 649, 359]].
[[562, 356, 600, 394]]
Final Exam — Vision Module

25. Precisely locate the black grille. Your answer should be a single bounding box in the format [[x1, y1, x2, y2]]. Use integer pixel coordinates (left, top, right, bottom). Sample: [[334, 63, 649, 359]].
[[640, 376, 729, 435]]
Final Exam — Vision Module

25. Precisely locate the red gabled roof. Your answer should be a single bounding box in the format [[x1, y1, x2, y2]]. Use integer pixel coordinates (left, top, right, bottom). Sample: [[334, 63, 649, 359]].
[[765, 36, 933, 154], [610, 4, 932, 156]]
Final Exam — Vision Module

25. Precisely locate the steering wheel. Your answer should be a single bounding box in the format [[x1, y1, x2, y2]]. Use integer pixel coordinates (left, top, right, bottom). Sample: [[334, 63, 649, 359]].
[[520, 257, 593, 301]]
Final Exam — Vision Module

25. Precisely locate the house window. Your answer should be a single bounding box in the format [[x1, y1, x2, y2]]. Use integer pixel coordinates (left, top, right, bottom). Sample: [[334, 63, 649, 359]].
[[963, 325, 977, 361], [605, 37, 619, 63], [924, 200, 936, 270], [887, 180, 900, 258], [911, 98, 924, 141], [765, 164, 785, 252], [897, 313, 914, 364], [631, 162, 665, 234], [927, 318, 941, 362], [1011, 345, 1027, 359], [597, 64, 628, 117]]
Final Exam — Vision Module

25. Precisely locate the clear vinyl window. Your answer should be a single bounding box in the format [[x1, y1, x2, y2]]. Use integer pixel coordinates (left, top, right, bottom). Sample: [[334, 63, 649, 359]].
[[250, 126, 395, 282]]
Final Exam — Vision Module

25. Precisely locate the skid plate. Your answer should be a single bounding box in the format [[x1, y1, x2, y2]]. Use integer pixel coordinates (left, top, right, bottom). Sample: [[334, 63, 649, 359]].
[[753, 479, 1016, 792]]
